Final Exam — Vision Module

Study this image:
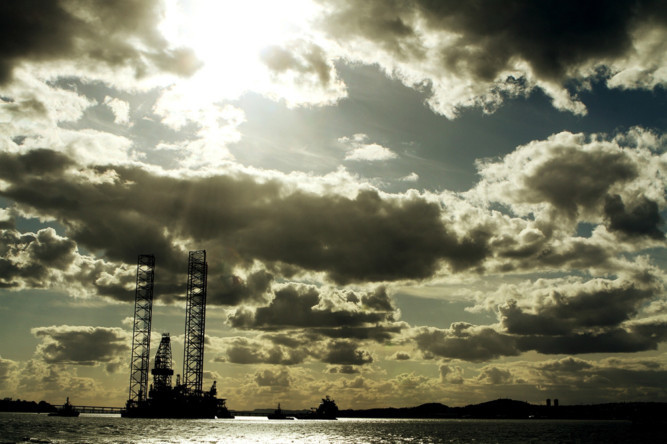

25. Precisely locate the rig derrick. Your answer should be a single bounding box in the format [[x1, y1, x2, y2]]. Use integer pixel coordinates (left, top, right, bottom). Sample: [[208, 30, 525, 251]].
[[122, 251, 232, 419]]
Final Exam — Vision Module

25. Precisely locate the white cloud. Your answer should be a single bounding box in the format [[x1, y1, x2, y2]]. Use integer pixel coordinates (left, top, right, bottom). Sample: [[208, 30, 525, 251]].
[[400, 172, 419, 182], [339, 134, 398, 162], [103, 96, 131, 125]]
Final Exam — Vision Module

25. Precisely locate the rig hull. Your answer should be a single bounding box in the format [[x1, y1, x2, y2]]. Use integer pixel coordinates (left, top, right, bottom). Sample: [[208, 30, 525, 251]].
[[122, 395, 233, 419]]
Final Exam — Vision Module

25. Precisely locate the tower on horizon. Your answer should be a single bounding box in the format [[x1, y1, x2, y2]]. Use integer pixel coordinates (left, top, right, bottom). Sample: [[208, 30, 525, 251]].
[[127, 254, 156, 405], [182, 250, 208, 395]]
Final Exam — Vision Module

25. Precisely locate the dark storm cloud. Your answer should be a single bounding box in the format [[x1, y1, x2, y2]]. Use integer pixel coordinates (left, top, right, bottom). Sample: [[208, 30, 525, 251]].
[[0, 149, 74, 182], [218, 331, 382, 367], [321, 340, 373, 365], [0, 224, 138, 300], [499, 284, 657, 336], [0, 0, 200, 85], [262, 333, 304, 349], [0, 217, 13, 230], [516, 326, 667, 355], [532, 357, 667, 398], [325, 0, 666, 83], [413, 319, 667, 362], [227, 285, 403, 342], [218, 337, 308, 365], [329, 365, 360, 374], [414, 275, 667, 361], [25, 228, 78, 269], [604, 194, 664, 239], [414, 323, 520, 362], [32, 325, 129, 372], [261, 42, 333, 85], [0, 227, 77, 288], [0, 150, 490, 290], [315, 324, 404, 342], [361, 286, 393, 311], [207, 269, 274, 306], [322, 1, 422, 60], [254, 368, 290, 387], [520, 147, 637, 218]]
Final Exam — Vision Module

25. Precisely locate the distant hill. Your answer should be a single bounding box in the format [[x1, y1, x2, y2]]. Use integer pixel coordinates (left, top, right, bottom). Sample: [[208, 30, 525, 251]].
[[339, 402, 450, 418], [0, 398, 55, 413], [339, 399, 667, 420]]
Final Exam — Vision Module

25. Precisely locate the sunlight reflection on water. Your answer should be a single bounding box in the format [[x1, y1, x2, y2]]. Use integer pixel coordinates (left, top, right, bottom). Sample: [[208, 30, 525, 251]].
[[0, 413, 662, 443]]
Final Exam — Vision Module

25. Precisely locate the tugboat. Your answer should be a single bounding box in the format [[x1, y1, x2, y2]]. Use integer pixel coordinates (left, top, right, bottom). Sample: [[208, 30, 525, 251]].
[[296, 396, 338, 420], [48, 397, 80, 417], [268, 403, 294, 420]]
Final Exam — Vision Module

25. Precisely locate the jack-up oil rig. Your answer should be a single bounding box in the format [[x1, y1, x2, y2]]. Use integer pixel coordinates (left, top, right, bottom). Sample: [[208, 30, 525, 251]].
[[122, 251, 233, 418]]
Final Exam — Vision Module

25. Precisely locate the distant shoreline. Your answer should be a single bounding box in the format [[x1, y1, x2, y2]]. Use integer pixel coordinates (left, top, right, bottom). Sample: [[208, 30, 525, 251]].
[[338, 399, 667, 421], [3, 398, 667, 421]]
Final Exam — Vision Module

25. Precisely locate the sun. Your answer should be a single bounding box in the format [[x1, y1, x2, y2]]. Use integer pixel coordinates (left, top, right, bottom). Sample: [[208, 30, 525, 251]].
[[160, 0, 320, 102]]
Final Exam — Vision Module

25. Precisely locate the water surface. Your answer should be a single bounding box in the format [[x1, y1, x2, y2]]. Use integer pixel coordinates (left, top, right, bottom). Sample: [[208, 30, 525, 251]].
[[0, 412, 662, 443]]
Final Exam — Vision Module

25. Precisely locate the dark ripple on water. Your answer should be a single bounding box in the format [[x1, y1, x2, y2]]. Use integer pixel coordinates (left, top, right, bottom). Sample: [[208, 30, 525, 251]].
[[0, 413, 664, 443]]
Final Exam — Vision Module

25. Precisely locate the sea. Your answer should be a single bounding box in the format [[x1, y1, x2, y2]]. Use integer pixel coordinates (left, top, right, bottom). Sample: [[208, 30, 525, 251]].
[[0, 412, 663, 443]]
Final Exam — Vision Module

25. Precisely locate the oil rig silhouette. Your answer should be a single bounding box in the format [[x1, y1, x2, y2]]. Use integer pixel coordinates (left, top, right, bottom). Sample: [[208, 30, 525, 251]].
[[122, 251, 233, 418]]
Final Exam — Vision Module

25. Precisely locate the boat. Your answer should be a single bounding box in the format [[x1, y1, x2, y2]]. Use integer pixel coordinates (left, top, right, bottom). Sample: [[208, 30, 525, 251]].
[[48, 397, 80, 417], [268, 403, 294, 420], [295, 396, 338, 420]]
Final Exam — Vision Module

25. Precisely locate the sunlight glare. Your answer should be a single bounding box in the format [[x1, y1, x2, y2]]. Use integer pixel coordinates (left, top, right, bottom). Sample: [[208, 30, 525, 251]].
[[162, 0, 320, 104]]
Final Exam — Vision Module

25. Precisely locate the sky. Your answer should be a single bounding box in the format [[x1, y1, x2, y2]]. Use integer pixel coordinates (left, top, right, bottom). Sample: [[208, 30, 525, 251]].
[[1, 0, 667, 411]]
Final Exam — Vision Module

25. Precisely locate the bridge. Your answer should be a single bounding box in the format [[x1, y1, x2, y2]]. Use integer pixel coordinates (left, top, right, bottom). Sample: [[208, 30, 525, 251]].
[[57, 405, 124, 414]]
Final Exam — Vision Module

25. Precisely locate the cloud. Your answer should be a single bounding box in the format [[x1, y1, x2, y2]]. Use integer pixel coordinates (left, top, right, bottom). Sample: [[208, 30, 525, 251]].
[[228, 285, 402, 342], [413, 289, 667, 362], [498, 278, 660, 336], [0, 149, 490, 285], [208, 269, 274, 306], [0, 0, 200, 85], [339, 134, 398, 162], [153, 100, 243, 169], [436, 271, 667, 359], [329, 365, 361, 374], [467, 129, 666, 274], [0, 126, 663, 309], [474, 131, 647, 219], [254, 368, 291, 388], [0, 227, 76, 289], [476, 366, 514, 385], [319, 0, 667, 117], [261, 42, 333, 87], [0, 226, 136, 301], [31, 325, 129, 372], [400, 172, 419, 182], [11, 358, 121, 406], [432, 318, 667, 359], [321, 340, 373, 365], [219, 337, 309, 365], [439, 364, 463, 384], [103, 96, 131, 125], [0, 355, 19, 390], [604, 194, 664, 239], [414, 323, 520, 362], [527, 356, 667, 401]]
